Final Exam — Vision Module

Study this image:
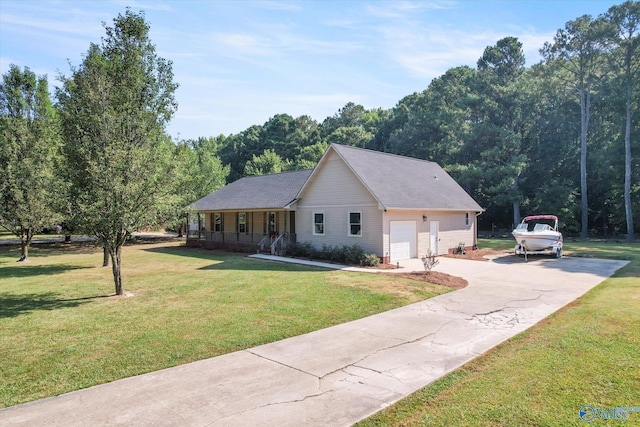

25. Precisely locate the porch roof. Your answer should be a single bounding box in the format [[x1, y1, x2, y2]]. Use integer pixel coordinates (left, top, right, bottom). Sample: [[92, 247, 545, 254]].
[[190, 169, 312, 211]]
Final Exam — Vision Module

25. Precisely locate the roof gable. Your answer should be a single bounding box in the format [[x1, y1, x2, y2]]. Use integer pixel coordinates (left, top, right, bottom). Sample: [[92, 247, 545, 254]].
[[299, 144, 482, 211]]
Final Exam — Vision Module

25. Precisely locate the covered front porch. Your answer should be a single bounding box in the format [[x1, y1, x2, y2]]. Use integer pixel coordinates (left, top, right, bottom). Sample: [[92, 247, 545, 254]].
[[187, 210, 296, 254]]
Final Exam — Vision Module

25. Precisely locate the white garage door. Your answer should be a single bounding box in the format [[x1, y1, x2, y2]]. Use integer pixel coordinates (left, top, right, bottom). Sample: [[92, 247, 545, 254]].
[[390, 221, 417, 262]]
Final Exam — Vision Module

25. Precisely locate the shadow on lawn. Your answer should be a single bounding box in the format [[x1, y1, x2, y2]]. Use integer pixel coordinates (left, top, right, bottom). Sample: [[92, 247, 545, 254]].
[[0, 292, 107, 319], [0, 241, 100, 258], [143, 245, 329, 272], [142, 245, 249, 261], [199, 259, 329, 272], [0, 264, 86, 279]]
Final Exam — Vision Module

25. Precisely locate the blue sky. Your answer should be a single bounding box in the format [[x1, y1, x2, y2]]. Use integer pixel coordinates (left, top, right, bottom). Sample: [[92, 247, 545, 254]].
[[0, 0, 617, 140]]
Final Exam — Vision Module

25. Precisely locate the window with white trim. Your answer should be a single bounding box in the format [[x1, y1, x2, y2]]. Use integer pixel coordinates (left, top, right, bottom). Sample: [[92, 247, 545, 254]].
[[313, 212, 325, 235], [348, 212, 361, 236], [214, 213, 222, 232], [465, 212, 470, 227], [238, 213, 247, 233]]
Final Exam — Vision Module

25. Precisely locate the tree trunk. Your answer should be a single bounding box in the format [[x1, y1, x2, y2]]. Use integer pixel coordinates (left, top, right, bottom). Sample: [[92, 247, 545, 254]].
[[102, 246, 110, 267], [579, 86, 589, 239], [19, 240, 29, 262], [512, 174, 521, 226], [624, 84, 634, 240], [513, 200, 521, 228], [110, 245, 123, 295], [18, 227, 33, 262]]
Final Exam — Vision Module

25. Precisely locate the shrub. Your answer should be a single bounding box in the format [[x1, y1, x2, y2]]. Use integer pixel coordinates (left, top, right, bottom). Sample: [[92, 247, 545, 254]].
[[342, 244, 364, 265], [291, 242, 371, 265], [288, 241, 316, 258], [319, 244, 334, 260], [421, 251, 439, 272], [360, 253, 380, 267]]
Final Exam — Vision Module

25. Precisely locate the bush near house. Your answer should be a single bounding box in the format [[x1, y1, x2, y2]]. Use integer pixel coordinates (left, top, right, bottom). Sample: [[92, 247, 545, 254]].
[[360, 253, 380, 267], [288, 242, 379, 266]]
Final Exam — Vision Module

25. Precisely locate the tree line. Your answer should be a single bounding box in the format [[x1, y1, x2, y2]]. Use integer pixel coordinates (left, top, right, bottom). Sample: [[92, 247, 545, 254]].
[[208, 1, 639, 239], [1, 3, 638, 295]]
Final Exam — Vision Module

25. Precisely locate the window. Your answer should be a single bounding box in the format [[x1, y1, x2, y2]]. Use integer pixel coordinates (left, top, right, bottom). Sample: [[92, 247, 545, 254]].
[[214, 213, 222, 232], [465, 212, 470, 227], [313, 212, 324, 235], [238, 213, 246, 233], [268, 212, 277, 234], [348, 212, 361, 236]]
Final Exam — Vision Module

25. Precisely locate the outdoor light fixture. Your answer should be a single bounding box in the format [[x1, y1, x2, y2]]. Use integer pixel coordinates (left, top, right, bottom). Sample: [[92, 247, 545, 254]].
[[423, 215, 428, 222]]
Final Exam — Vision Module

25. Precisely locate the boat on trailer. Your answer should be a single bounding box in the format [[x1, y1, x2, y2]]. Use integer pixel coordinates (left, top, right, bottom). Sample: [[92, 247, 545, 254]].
[[512, 215, 563, 258]]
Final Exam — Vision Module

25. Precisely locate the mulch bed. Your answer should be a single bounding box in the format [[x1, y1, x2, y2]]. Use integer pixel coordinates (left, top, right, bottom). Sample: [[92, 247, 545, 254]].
[[383, 270, 468, 289], [374, 249, 511, 289]]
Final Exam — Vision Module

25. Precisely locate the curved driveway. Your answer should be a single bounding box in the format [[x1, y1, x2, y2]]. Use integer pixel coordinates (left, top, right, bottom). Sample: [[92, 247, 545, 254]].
[[1, 255, 628, 426]]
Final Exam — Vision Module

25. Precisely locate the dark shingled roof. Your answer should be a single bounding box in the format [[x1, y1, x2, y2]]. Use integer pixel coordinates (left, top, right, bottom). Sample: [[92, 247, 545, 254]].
[[190, 169, 312, 211], [190, 145, 483, 213], [328, 144, 483, 211]]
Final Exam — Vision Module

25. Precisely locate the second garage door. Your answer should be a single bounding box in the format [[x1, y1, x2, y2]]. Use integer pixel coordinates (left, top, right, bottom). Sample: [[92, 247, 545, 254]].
[[390, 221, 417, 262]]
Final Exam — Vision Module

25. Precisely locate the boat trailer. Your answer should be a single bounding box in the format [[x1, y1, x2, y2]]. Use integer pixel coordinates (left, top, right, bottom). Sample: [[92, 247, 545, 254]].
[[514, 239, 563, 261]]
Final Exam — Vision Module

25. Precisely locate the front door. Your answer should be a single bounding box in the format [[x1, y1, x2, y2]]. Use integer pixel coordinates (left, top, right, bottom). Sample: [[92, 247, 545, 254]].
[[268, 212, 278, 236]]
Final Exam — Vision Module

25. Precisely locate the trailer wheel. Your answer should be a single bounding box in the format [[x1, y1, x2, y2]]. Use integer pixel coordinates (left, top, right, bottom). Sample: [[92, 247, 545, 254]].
[[555, 247, 562, 258]]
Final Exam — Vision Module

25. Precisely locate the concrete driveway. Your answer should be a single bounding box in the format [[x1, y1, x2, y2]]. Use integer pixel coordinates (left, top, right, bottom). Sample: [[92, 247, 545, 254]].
[[0, 254, 627, 426]]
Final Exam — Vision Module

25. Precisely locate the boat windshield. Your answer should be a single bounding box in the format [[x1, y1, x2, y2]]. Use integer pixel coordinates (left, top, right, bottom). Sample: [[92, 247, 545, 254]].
[[533, 224, 551, 232], [515, 223, 528, 231]]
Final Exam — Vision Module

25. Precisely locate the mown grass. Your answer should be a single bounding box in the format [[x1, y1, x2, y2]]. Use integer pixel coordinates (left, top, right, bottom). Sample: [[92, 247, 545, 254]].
[[0, 231, 64, 241], [358, 238, 640, 426], [0, 240, 451, 408]]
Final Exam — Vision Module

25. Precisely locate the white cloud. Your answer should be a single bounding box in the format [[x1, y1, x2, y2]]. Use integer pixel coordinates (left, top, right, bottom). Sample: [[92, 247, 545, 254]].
[[216, 32, 272, 56], [365, 0, 455, 19]]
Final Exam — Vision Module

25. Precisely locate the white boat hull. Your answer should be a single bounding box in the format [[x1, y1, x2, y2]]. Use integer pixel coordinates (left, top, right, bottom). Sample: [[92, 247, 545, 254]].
[[512, 215, 564, 258], [511, 231, 562, 251]]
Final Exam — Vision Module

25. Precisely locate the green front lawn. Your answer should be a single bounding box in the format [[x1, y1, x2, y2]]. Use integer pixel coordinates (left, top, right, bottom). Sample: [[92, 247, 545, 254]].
[[0, 241, 451, 408], [358, 238, 640, 426]]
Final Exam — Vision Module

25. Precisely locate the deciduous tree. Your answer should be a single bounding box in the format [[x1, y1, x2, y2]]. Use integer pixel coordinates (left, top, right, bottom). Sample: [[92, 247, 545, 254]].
[[244, 148, 290, 176], [0, 65, 61, 261], [57, 10, 178, 295]]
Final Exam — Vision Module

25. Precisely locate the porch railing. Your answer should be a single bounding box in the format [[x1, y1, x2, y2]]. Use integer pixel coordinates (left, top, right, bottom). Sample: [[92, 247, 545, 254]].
[[201, 231, 296, 253], [206, 232, 269, 244]]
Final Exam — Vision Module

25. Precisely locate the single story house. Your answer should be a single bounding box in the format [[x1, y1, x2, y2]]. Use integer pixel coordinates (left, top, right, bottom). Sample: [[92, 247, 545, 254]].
[[187, 144, 483, 263]]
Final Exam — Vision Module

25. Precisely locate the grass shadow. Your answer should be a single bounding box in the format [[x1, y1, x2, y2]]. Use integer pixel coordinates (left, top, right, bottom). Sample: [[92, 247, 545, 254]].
[[142, 245, 332, 273], [0, 292, 108, 319], [0, 242, 100, 259], [142, 245, 243, 261], [0, 264, 87, 279], [200, 258, 330, 272]]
